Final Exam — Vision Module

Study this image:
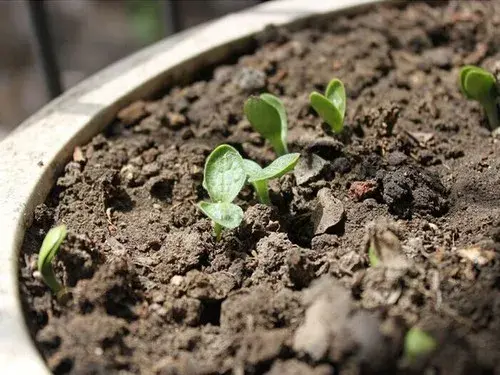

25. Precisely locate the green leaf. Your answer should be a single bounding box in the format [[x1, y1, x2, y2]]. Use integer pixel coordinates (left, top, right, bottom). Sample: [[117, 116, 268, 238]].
[[38, 224, 67, 274], [310, 92, 344, 133], [459, 65, 499, 130], [244, 94, 288, 155], [261, 93, 288, 151], [197, 201, 244, 229], [404, 327, 437, 361], [325, 78, 346, 119], [464, 68, 497, 103], [368, 246, 380, 267], [242, 159, 263, 178], [459, 65, 477, 99], [202, 144, 246, 203], [247, 153, 300, 183]]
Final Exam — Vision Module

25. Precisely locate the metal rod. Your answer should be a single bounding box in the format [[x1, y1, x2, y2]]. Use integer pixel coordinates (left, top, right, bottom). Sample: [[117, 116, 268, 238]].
[[26, 0, 63, 99], [163, 0, 180, 36]]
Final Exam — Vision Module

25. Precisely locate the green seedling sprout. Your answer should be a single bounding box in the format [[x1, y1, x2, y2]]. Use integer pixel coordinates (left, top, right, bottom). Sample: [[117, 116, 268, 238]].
[[310, 78, 346, 133], [368, 246, 380, 267], [243, 153, 300, 204], [403, 327, 437, 363], [38, 224, 67, 298], [244, 93, 288, 156], [197, 144, 246, 240], [460, 65, 499, 130]]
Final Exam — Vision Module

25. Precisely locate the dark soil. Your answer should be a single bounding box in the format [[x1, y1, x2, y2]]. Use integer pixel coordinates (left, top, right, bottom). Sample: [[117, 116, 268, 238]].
[[20, 1, 500, 374]]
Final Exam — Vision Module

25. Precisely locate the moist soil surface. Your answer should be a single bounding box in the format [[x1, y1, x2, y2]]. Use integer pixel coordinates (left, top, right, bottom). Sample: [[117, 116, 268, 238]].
[[20, 1, 500, 374]]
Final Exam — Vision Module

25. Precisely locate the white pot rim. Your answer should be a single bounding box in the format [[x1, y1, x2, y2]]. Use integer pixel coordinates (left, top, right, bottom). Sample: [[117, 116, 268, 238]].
[[0, 0, 381, 372]]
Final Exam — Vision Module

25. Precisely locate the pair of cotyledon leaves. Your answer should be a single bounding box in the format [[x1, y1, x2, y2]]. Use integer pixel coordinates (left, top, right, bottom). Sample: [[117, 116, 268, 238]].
[[198, 144, 299, 230], [460, 65, 499, 130], [244, 79, 346, 156], [309, 78, 346, 133]]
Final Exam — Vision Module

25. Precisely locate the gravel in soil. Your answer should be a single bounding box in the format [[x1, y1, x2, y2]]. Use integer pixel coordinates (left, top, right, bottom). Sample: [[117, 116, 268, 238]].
[[20, 1, 500, 374]]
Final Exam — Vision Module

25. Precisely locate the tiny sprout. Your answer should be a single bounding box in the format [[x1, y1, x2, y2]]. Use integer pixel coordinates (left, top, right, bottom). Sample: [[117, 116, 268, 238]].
[[38, 224, 67, 298], [460, 65, 499, 130], [244, 93, 288, 156], [368, 246, 380, 267], [404, 327, 437, 362], [197, 144, 246, 240], [310, 78, 346, 133], [243, 153, 300, 204]]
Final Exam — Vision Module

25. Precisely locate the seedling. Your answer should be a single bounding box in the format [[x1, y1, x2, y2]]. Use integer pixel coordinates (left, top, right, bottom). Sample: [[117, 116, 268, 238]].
[[310, 78, 346, 133], [197, 144, 246, 240], [460, 65, 499, 130], [38, 224, 67, 298], [403, 327, 437, 362], [368, 246, 380, 267], [244, 93, 288, 156], [243, 153, 300, 204]]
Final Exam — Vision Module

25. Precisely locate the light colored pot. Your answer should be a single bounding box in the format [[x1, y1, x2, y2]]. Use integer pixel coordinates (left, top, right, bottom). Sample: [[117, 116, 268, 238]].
[[0, 0, 380, 372]]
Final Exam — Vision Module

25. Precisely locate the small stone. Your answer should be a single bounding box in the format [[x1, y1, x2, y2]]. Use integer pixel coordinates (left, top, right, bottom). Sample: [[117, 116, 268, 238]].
[[406, 131, 434, 146], [117, 100, 147, 125], [422, 47, 453, 68], [331, 157, 351, 174], [294, 154, 329, 185], [142, 162, 160, 177], [457, 245, 495, 266], [349, 180, 378, 201], [312, 188, 345, 235], [120, 164, 140, 185], [73, 146, 85, 162], [170, 275, 184, 286], [166, 112, 187, 129], [183, 270, 236, 300], [387, 151, 407, 166], [233, 67, 266, 91]]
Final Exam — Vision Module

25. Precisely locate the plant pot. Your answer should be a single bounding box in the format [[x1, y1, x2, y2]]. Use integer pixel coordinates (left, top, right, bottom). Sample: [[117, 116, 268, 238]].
[[4, 0, 500, 374]]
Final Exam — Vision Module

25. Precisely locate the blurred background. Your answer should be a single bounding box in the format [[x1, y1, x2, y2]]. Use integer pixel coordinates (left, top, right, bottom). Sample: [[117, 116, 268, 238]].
[[0, 0, 262, 140]]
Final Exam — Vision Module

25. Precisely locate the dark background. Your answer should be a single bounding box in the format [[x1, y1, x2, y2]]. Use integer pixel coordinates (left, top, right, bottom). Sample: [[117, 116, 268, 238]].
[[0, 0, 260, 139]]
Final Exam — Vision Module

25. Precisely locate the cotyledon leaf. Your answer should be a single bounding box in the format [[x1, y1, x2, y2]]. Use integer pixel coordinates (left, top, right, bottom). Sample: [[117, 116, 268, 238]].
[[309, 92, 344, 134], [247, 153, 300, 183], [197, 201, 244, 229], [202, 144, 246, 203], [38, 224, 67, 273], [325, 78, 346, 119]]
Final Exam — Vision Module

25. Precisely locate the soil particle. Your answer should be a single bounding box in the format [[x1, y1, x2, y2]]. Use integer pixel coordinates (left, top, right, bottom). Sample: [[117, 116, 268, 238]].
[[265, 359, 333, 375], [233, 67, 267, 92], [37, 312, 129, 374], [293, 276, 403, 372], [220, 286, 301, 332], [348, 180, 378, 202], [378, 165, 448, 218], [117, 100, 147, 126]]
